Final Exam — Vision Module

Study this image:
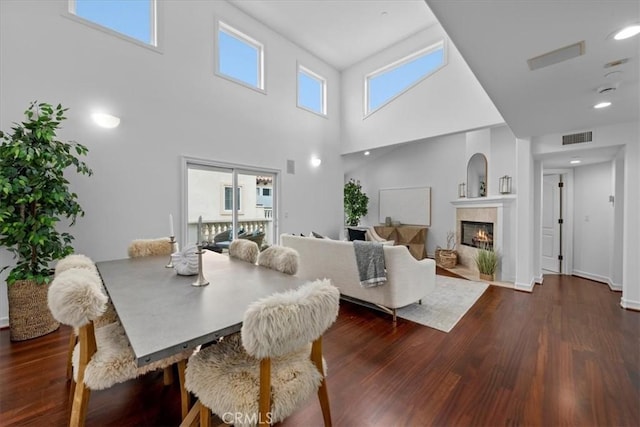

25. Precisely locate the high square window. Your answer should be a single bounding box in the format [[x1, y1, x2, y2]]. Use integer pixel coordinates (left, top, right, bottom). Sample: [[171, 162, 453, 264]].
[[69, 0, 157, 46], [297, 64, 327, 116], [365, 40, 446, 116], [217, 21, 264, 91]]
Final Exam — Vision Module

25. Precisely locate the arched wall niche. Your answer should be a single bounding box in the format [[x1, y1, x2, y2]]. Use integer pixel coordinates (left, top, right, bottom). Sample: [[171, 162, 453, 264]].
[[467, 153, 487, 198]]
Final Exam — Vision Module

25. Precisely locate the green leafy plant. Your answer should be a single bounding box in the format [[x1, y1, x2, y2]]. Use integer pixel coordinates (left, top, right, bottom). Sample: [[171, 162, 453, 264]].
[[0, 102, 92, 285], [344, 179, 369, 226], [474, 244, 499, 275]]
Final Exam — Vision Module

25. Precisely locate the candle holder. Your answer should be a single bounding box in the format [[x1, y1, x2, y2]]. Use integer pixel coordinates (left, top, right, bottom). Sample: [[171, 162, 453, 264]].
[[458, 182, 466, 198], [165, 236, 177, 268], [191, 244, 209, 287], [499, 175, 512, 194]]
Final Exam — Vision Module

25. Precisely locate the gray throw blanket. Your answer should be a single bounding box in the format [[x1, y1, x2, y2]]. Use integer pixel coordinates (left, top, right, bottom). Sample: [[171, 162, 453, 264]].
[[353, 240, 387, 288]]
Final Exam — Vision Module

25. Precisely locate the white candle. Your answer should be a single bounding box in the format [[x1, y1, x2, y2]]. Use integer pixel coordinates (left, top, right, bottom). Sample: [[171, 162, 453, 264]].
[[197, 216, 202, 243], [169, 214, 174, 237]]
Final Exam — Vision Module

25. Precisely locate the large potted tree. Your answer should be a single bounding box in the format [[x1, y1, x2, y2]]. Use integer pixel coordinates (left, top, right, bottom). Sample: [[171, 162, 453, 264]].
[[344, 179, 369, 227], [0, 102, 92, 341]]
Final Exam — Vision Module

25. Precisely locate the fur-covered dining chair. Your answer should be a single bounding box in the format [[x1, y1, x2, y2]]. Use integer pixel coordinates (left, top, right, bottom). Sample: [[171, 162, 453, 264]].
[[48, 265, 192, 427], [55, 254, 118, 381], [228, 239, 260, 264], [257, 245, 299, 275], [181, 279, 339, 427], [127, 237, 174, 258]]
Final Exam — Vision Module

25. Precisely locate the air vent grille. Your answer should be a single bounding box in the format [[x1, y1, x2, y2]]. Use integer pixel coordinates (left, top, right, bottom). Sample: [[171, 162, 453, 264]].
[[562, 131, 592, 145]]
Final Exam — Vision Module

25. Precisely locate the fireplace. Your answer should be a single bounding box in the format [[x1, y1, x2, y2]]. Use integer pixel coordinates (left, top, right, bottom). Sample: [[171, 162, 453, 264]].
[[461, 221, 494, 249]]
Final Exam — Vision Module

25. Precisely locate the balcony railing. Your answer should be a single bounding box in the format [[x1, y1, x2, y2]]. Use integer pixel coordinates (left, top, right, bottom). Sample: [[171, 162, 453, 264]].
[[188, 218, 274, 246]]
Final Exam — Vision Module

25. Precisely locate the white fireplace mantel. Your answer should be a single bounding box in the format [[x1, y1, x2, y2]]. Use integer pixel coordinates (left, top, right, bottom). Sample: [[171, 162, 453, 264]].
[[450, 195, 516, 208], [451, 194, 516, 283]]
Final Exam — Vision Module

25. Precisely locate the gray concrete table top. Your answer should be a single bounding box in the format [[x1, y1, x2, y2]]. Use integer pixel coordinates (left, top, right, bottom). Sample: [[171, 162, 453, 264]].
[[96, 251, 307, 366]]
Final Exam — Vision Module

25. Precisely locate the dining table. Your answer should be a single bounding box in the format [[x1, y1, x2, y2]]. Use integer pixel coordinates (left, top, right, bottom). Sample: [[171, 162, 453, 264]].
[[96, 250, 308, 367]]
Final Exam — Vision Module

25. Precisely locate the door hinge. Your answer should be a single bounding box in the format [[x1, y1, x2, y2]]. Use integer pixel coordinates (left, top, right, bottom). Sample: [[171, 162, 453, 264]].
[[558, 218, 564, 224], [558, 255, 563, 261], [558, 182, 564, 188]]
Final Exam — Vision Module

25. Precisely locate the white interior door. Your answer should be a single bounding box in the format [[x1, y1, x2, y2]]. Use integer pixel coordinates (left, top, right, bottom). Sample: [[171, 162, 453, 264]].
[[542, 174, 561, 272]]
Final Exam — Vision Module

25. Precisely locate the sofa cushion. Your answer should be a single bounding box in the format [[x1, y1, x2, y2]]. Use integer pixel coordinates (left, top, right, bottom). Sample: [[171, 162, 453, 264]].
[[347, 228, 367, 241]]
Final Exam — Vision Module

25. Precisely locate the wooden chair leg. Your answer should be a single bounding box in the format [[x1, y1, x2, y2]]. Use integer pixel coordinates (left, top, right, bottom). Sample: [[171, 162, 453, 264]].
[[66, 332, 77, 380], [177, 360, 190, 419], [69, 382, 91, 427], [200, 402, 211, 427], [163, 366, 174, 385], [180, 400, 201, 427], [259, 358, 271, 426], [311, 338, 332, 427]]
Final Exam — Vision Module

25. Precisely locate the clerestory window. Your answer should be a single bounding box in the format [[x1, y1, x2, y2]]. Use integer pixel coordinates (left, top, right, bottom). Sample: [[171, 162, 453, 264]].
[[216, 21, 265, 91], [68, 0, 157, 46], [297, 64, 327, 116], [365, 40, 446, 116]]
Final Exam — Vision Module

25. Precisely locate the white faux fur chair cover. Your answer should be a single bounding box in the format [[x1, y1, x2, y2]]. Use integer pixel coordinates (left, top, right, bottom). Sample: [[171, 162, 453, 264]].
[[257, 245, 299, 275], [54, 254, 98, 277], [48, 267, 192, 390], [185, 279, 339, 426], [229, 239, 259, 264], [128, 237, 173, 258]]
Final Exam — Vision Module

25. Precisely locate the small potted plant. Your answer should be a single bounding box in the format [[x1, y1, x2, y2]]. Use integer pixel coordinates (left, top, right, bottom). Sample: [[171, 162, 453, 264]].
[[0, 102, 92, 340], [344, 179, 369, 227], [475, 244, 499, 281], [436, 231, 458, 268]]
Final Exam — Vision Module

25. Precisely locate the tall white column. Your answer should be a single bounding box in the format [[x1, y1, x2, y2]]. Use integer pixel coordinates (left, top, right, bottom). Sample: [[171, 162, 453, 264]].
[[622, 139, 640, 309], [514, 138, 535, 291]]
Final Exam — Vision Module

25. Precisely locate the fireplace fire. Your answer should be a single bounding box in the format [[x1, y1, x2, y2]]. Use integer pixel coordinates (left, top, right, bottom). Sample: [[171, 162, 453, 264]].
[[461, 221, 494, 249]]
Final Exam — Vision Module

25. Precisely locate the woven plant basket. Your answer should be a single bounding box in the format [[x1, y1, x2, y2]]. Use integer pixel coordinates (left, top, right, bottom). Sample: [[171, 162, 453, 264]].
[[8, 279, 59, 341], [436, 249, 457, 268]]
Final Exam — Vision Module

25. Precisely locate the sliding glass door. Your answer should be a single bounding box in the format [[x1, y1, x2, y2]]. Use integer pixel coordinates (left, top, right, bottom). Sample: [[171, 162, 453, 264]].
[[183, 158, 277, 251]]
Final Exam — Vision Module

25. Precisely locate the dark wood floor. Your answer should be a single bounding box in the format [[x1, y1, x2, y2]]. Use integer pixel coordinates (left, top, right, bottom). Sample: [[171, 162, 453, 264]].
[[1, 272, 638, 426]]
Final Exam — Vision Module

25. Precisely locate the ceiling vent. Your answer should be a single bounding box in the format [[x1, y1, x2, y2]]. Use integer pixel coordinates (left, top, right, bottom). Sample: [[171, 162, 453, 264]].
[[527, 41, 585, 71], [562, 131, 592, 145]]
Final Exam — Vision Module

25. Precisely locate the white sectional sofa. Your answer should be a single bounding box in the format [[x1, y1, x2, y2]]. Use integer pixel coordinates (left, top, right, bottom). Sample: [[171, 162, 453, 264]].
[[281, 234, 436, 322]]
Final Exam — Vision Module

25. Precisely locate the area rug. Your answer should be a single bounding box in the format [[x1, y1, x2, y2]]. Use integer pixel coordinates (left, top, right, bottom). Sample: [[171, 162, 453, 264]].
[[396, 275, 489, 333]]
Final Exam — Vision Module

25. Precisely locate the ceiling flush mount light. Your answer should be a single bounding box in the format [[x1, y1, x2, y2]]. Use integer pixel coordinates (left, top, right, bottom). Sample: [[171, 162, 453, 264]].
[[593, 101, 612, 109], [92, 112, 120, 128], [311, 156, 322, 167], [614, 24, 640, 40], [570, 159, 581, 164], [364, 151, 370, 156]]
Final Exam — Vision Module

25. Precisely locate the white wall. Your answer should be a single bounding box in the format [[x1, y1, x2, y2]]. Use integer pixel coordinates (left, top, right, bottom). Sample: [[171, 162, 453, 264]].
[[572, 162, 614, 281], [0, 0, 344, 326], [611, 149, 624, 288], [340, 24, 504, 155], [345, 133, 466, 256]]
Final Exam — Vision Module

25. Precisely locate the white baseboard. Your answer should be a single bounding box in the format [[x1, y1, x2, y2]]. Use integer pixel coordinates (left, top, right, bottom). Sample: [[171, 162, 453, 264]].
[[535, 275, 544, 285], [514, 278, 535, 292], [0, 316, 8, 329], [572, 270, 621, 291], [620, 297, 640, 311]]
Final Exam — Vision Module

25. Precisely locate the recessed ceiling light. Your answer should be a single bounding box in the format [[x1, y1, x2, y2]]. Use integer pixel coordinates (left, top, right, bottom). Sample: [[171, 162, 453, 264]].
[[311, 156, 321, 167], [570, 159, 581, 164], [604, 70, 623, 79], [614, 25, 640, 40], [593, 101, 612, 109], [364, 151, 370, 156]]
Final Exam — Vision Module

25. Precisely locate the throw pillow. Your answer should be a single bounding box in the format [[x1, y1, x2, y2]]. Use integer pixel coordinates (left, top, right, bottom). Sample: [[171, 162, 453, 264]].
[[347, 228, 367, 241]]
